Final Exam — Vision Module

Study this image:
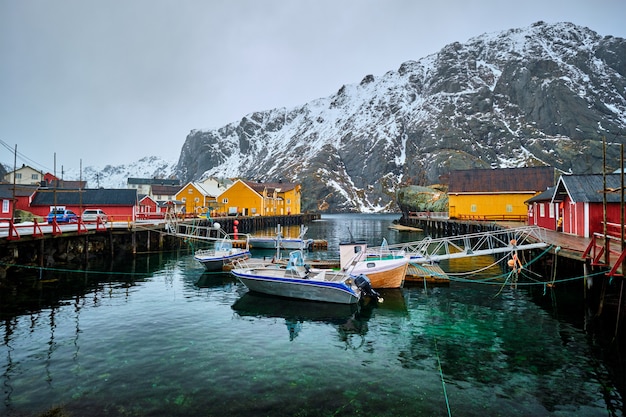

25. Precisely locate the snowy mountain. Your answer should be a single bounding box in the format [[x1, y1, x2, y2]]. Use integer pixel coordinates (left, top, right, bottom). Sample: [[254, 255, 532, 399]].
[[64, 156, 177, 189], [175, 21, 626, 213], [60, 22, 625, 213]]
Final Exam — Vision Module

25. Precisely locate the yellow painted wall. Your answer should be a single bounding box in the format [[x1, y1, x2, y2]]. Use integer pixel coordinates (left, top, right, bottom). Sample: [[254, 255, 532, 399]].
[[217, 181, 303, 216], [280, 186, 301, 215], [448, 193, 535, 219], [217, 181, 263, 216], [176, 183, 210, 214]]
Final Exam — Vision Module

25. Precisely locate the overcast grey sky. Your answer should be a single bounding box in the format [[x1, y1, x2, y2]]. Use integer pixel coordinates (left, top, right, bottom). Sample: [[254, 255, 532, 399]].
[[1, 0, 624, 174]]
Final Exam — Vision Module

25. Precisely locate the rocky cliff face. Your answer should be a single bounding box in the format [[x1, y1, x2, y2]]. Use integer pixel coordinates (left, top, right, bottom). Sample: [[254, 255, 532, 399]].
[[177, 21, 626, 213]]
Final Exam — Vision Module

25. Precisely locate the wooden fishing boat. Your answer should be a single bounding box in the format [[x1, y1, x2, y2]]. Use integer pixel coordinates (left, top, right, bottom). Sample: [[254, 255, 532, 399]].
[[339, 239, 409, 288]]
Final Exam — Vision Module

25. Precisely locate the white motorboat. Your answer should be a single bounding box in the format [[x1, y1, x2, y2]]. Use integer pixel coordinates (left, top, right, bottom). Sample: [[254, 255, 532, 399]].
[[194, 234, 250, 272], [230, 251, 380, 304], [249, 224, 313, 250]]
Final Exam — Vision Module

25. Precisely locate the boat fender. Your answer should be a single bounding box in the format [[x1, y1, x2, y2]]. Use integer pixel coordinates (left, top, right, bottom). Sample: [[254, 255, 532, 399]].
[[354, 274, 382, 302]]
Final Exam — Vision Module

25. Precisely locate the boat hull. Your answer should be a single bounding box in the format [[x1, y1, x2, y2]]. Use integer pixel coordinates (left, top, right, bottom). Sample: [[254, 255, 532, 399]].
[[194, 250, 251, 272], [248, 237, 277, 249], [249, 237, 313, 250], [348, 257, 408, 288], [231, 269, 360, 304]]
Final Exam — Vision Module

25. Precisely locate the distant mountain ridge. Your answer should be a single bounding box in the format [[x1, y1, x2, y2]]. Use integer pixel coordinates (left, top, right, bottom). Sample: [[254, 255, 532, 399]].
[[57, 22, 626, 212], [174, 21, 626, 212], [64, 156, 177, 189]]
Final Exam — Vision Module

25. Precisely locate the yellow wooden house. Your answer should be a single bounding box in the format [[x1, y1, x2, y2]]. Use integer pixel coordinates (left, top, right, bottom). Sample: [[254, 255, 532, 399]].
[[175, 182, 217, 215], [448, 166, 555, 220], [216, 180, 302, 216]]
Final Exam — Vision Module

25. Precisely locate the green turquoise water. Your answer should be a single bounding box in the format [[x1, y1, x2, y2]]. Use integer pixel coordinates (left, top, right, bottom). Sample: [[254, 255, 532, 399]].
[[0, 214, 623, 416]]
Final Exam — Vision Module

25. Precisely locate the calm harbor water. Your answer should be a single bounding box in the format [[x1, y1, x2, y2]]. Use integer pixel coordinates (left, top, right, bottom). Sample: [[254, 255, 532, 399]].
[[1, 214, 623, 416]]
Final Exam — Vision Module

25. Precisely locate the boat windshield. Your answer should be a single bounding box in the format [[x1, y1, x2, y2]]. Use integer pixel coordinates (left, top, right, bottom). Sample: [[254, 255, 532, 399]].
[[287, 251, 305, 269], [216, 240, 233, 251]]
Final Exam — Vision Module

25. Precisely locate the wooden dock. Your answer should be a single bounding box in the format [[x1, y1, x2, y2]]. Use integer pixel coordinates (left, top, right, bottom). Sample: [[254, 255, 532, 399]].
[[388, 224, 423, 232], [405, 263, 450, 284]]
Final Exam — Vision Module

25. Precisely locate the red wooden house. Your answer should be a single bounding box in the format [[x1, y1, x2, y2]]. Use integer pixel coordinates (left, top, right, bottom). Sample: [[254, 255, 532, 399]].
[[43, 173, 87, 189], [552, 173, 625, 238], [138, 195, 161, 219], [525, 187, 559, 230], [0, 184, 39, 213], [0, 184, 14, 221], [29, 188, 138, 221]]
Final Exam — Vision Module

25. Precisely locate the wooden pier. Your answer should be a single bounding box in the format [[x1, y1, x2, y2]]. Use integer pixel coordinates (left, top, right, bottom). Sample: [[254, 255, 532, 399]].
[[0, 214, 319, 282]]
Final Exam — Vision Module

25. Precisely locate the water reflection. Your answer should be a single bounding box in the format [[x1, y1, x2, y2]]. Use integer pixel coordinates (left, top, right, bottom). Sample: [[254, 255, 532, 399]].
[[0, 214, 623, 416], [194, 272, 238, 289], [231, 293, 362, 342]]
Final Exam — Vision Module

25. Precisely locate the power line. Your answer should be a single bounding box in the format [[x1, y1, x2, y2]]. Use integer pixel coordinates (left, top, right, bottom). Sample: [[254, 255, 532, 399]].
[[0, 138, 54, 172]]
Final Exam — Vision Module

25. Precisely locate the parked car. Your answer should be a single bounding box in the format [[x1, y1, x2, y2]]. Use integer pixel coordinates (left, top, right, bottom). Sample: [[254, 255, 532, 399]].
[[47, 209, 78, 223], [82, 209, 108, 223]]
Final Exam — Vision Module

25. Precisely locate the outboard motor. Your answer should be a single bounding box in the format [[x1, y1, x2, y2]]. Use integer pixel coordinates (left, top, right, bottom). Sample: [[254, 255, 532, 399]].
[[354, 274, 383, 302]]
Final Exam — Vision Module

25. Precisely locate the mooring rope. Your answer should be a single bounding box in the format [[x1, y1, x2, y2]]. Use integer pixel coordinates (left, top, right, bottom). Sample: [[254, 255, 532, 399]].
[[440, 255, 509, 277], [434, 339, 452, 417], [409, 244, 610, 291]]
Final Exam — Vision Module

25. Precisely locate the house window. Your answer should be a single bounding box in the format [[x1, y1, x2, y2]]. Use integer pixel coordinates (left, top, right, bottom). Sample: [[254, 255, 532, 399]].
[[15, 173, 21, 179], [470, 204, 477, 213], [31, 173, 39, 180], [286, 199, 291, 205], [506, 204, 513, 213], [194, 197, 199, 203], [549, 203, 555, 218], [539, 203, 545, 217], [252, 208, 257, 214], [2, 200, 8, 213], [188, 188, 193, 194], [222, 198, 228, 204], [182, 197, 186, 203]]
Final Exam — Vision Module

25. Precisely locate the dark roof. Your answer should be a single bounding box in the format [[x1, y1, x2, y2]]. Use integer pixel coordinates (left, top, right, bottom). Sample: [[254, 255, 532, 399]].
[[0, 185, 13, 199], [127, 177, 180, 186], [31, 189, 138, 206], [448, 166, 555, 193], [151, 184, 181, 195], [45, 179, 87, 189], [525, 186, 556, 203], [0, 183, 39, 198], [553, 174, 626, 203], [243, 180, 297, 194]]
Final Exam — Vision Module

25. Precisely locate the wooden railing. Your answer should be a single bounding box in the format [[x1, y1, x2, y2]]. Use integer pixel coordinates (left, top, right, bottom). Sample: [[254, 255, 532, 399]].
[[456, 214, 527, 222], [583, 232, 625, 277]]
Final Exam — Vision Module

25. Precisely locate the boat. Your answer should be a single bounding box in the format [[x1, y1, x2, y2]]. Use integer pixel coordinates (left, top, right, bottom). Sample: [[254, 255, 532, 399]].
[[193, 234, 251, 272], [230, 251, 380, 304], [248, 236, 313, 250], [249, 224, 314, 250], [339, 238, 409, 288]]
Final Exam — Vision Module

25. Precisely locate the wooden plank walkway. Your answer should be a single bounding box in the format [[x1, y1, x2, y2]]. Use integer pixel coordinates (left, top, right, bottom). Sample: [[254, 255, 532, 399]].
[[532, 228, 592, 260]]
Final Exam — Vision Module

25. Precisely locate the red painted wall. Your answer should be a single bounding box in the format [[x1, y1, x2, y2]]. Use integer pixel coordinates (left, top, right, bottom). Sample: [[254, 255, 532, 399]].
[[528, 202, 558, 230], [29, 205, 135, 222]]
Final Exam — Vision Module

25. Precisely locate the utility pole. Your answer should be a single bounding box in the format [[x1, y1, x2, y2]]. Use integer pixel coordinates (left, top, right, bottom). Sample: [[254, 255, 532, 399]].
[[603, 137, 608, 266], [11, 145, 16, 225]]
